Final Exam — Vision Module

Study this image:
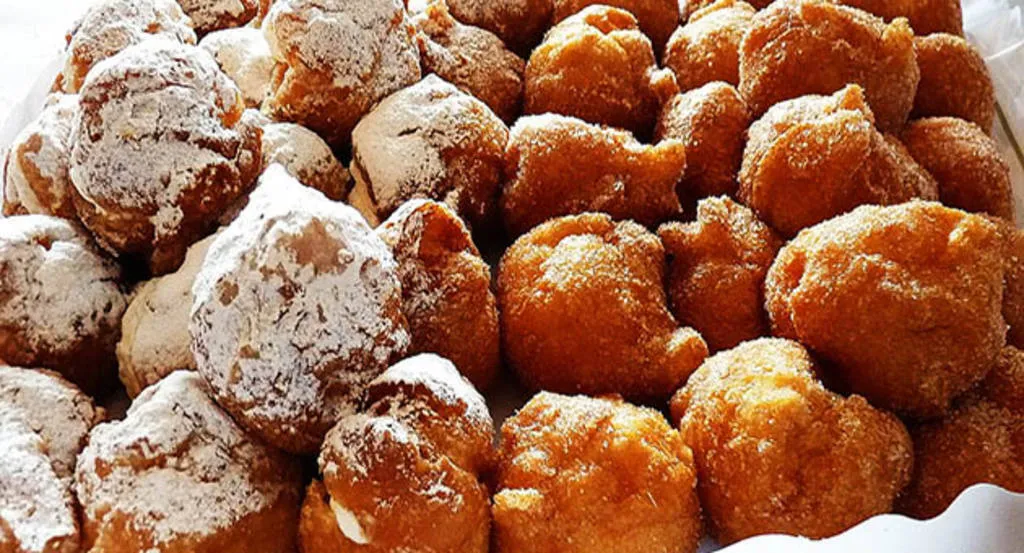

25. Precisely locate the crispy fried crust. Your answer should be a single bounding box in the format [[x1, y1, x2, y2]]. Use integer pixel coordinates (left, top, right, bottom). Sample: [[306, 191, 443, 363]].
[[664, 0, 756, 90], [552, 0, 681, 52], [912, 34, 995, 132], [835, 0, 963, 36]]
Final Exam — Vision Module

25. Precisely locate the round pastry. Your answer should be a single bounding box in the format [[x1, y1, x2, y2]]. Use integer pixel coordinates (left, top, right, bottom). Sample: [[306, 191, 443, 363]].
[[74, 371, 303, 553], [0, 366, 102, 480], [376, 200, 501, 391], [57, 0, 196, 93], [199, 27, 275, 108], [349, 75, 507, 230], [261, 122, 351, 201], [1004, 226, 1024, 349], [500, 114, 687, 237], [738, 0, 919, 132], [835, 0, 963, 36], [498, 213, 708, 400], [524, 5, 676, 136], [492, 392, 702, 553], [655, 81, 750, 203], [765, 201, 1007, 418], [658, 196, 782, 352], [911, 33, 995, 133], [301, 354, 492, 553], [898, 346, 1024, 519], [191, 165, 410, 454], [738, 85, 937, 237], [663, 0, 756, 91], [117, 233, 216, 398], [551, 0, 680, 53], [69, 40, 261, 275], [0, 215, 127, 395], [902, 117, 1013, 222], [263, 0, 421, 148], [681, 0, 770, 21], [177, 0, 261, 35], [413, 0, 526, 123], [3, 94, 78, 219], [671, 338, 913, 543], [444, 0, 553, 55]]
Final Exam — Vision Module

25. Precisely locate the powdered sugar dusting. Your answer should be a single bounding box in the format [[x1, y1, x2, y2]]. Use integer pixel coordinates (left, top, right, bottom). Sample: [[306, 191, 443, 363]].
[[370, 353, 491, 428], [262, 122, 351, 200], [3, 94, 79, 218], [200, 27, 274, 108], [178, 0, 256, 34]]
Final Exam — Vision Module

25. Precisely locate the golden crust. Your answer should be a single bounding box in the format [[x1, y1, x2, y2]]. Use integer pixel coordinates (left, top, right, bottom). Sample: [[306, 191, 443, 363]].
[[835, 0, 963, 36], [1003, 225, 1024, 350], [445, 0, 553, 55], [912, 34, 995, 132], [551, 0, 681, 52], [664, 0, 756, 91], [3, 95, 78, 219]]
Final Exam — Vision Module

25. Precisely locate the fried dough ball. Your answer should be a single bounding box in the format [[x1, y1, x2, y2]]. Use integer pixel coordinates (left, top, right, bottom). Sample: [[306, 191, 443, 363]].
[[664, 0, 755, 91], [493, 392, 701, 553], [199, 27, 274, 108], [738, 0, 919, 132], [69, 41, 261, 275], [444, 0, 553, 55], [349, 75, 507, 230], [898, 346, 1024, 519], [376, 200, 500, 391], [191, 166, 410, 454], [3, 94, 78, 219], [1004, 227, 1024, 349], [263, 0, 421, 148], [75, 371, 303, 553], [57, 0, 196, 93], [498, 213, 708, 399], [301, 354, 493, 553], [655, 82, 749, 202], [178, 0, 261, 35], [912, 34, 996, 133], [551, 0, 681, 52], [681, 0, 771, 21], [501, 114, 686, 236], [524, 6, 677, 136], [261, 122, 351, 201], [765, 202, 1007, 418], [413, 0, 526, 123], [902, 117, 1013, 222], [670, 338, 912, 543], [0, 216, 127, 395], [835, 0, 963, 36], [738, 85, 938, 237], [659, 197, 781, 352]]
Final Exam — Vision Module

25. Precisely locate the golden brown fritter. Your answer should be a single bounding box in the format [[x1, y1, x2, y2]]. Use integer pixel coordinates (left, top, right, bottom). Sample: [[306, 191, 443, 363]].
[[835, 0, 963, 36], [500, 114, 686, 236], [663, 0, 755, 91], [525, 5, 677, 136], [765, 201, 1007, 418], [897, 346, 1024, 519], [670, 338, 913, 544], [493, 392, 702, 553], [681, 0, 771, 22], [551, 0, 681, 52], [738, 85, 937, 237], [659, 197, 782, 352], [445, 0, 553, 55], [912, 33, 995, 133], [902, 117, 1013, 222], [655, 82, 750, 202], [1004, 226, 1024, 349], [498, 213, 708, 400], [738, 0, 919, 132]]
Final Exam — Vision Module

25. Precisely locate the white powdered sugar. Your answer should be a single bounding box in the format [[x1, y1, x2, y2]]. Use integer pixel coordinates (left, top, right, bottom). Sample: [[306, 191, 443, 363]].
[[3, 94, 79, 218], [262, 122, 351, 199], [199, 27, 274, 108], [370, 353, 491, 428], [190, 164, 409, 452], [178, 0, 256, 34]]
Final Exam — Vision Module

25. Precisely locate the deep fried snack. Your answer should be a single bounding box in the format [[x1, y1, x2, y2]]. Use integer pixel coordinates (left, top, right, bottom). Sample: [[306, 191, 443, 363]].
[[493, 392, 702, 553], [658, 197, 781, 352], [902, 117, 1013, 221], [835, 0, 963, 36], [57, 0, 196, 93], [501, 114, 686, 236], [376, 200, 500, 391], [0, 216, 126, 395], [301, 354, 493, 552], [912, 34, 995, 133], [765, 202, 1007, 418], [524, 6, 676, 136], [69, 41, 261, 275], [551, 0, 680, 52], [655, 82, 749, 202], [350, 75, 507, 230], [75, 371, 303, 553], [262, 122, 351, 201], [3, 94, 78, 219], [670, 338, 912, 543], [897, 346, 1024, 519], [199, 27, 274, 108], [664, 0, 755, 91], [1004, 227, 1024, 349], [681, 0, 771, 21], [178, 0, 261, 35], [413, 0, 526, 123], [191, 166, 409, 454], [738, 0, 919, 132], [498, 213, 708, 399], [738, 85, 937, 237], [444, 0, 553, 55], [263, 0, 421, 148]]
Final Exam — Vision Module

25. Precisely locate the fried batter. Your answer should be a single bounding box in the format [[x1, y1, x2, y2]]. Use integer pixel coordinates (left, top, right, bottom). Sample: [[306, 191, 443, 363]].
[[551, 0, 681, 52], [1004, 226, 1024, 349], [912, 33, 995, 133], [664, 0, 755, 91], [670, 338, 913, 543], [445, 0, 553, 55], [681, 0, 771, 22], [835, 0, 963, 36]]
